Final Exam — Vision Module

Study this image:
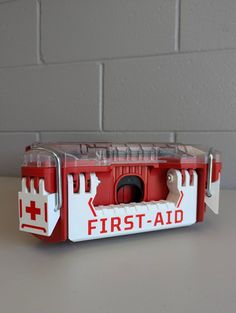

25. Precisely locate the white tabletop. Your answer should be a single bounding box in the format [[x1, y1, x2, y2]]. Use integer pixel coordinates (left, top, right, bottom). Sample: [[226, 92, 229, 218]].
[[0, 177, 235, 313]]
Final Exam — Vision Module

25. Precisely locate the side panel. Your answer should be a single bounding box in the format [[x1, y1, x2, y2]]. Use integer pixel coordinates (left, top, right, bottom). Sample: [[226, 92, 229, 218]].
[[68, 169, 198, 242], [21, 167, 68, 242], [19, 178, 59, 236]]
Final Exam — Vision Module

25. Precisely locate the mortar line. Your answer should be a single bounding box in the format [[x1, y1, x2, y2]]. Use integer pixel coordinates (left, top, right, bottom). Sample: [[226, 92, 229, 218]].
[[36, 0, 45, 64], [99, 63, 105, 131], [175, 0, 181, 52], [0, 130, 235, 134], [0, 0, 17, 5], [36, 132, 41, 142], [3, 47, 236, 70]]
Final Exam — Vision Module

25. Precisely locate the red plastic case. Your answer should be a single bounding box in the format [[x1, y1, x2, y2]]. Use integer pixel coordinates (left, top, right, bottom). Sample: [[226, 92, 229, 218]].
[[18, 142, 222, 243]]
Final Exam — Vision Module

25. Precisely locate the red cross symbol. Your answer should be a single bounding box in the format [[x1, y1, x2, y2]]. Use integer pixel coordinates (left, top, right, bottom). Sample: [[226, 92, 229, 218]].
[[26, 201, 41, 220]]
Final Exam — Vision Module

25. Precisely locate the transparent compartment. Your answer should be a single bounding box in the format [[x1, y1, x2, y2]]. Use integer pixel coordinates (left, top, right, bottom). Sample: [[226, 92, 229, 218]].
[[22, 142, 221, 168]]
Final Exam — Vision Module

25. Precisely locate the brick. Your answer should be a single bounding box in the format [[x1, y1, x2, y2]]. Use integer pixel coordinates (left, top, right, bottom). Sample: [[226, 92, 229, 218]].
[[0, 63, 101, 131], [0, 0, 38, 67], [40, 132, 174, 142], [0, 133, 38, 176], [41, 0, 176, 62], [181, 0, 236, 51], [104, 51, 236, 131], [176, 132, 236, 188]]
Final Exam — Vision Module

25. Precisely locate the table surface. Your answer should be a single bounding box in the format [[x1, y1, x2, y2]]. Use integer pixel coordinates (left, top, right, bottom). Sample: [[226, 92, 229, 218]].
[[0, 177, 235, 313]]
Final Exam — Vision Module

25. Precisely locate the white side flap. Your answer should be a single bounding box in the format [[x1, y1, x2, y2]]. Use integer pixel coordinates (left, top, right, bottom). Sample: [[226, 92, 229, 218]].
[[18, 178, 60, 236], [205, 175, 221, 214]]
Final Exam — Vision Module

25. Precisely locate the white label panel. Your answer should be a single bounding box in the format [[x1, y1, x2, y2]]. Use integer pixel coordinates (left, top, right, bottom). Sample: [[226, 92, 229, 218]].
[[68, 169, 198, 242]]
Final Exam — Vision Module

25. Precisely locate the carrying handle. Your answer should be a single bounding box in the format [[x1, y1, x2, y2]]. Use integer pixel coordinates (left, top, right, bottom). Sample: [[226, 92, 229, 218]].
[[30, 146, 62, 211], [206, 148, 214, 198]]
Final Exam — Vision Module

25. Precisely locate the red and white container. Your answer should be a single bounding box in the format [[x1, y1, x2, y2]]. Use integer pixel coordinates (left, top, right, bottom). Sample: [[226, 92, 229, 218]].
[[18, 142, 222, 243]]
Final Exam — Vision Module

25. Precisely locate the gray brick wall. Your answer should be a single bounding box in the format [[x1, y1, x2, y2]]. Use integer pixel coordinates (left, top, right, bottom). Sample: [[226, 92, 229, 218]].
[[0, 0, 235, 188]]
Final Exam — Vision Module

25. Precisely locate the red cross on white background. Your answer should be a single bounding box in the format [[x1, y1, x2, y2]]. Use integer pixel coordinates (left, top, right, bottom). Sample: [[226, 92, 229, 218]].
[[26, 201, 41, 220]]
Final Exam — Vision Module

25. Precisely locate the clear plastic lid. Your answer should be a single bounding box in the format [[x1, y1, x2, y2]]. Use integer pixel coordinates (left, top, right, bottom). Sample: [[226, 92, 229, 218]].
[[23, 142, 221, 168]]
